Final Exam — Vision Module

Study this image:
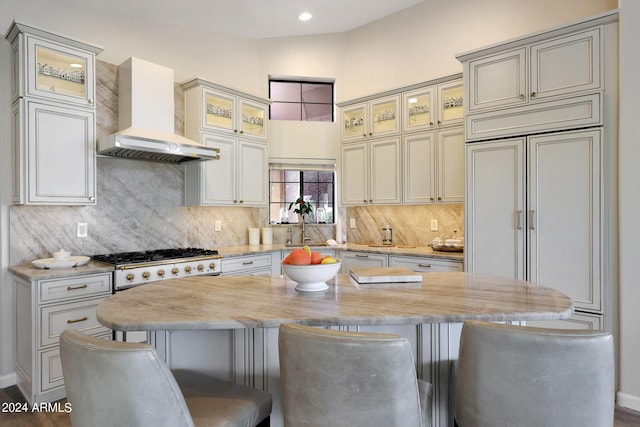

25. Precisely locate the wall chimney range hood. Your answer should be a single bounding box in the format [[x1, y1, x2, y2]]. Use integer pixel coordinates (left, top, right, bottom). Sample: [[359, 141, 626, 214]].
[[97, 57, 220, 163]]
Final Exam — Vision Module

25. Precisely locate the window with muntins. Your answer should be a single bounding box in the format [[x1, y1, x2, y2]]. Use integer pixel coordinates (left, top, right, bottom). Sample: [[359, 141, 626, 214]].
[[269, 168, 335, 224], [269, 79, 334, 122]]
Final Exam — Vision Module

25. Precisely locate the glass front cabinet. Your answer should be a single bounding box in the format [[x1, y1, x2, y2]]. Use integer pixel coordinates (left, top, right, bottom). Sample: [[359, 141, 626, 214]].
[[402, 79, 463, 133], [341, 95, 401, 143], [200, 87, 268, 141], [7, 22, 100, 107]]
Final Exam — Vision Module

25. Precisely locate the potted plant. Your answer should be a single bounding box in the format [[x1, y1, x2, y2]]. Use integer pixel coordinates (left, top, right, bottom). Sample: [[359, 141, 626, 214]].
[[288, 197, 313, 223]]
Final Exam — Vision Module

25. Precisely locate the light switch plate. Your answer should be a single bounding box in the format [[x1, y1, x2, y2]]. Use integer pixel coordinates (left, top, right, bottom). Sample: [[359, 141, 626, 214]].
[[349, 218, 356, 228], [214, 220, 222, 231], [430, 219, 438, 231], [77, 223, 88, 238]]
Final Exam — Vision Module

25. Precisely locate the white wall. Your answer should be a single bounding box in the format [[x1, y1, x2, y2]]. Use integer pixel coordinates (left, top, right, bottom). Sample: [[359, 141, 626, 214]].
[[617, 0, 640, 412]]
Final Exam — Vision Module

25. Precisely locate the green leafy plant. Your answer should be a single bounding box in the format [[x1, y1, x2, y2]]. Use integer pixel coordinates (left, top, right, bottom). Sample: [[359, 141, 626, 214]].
[[288, 197, 313, 219]]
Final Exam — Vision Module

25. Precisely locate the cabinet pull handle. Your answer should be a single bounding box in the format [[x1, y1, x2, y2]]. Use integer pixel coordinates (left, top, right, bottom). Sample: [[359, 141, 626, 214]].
[[242, 261, 254, 265], [529, 210, 536, 230], [67, 284, 88, 291], [418, 264, 432, 268], [67, 316, 88, 324], [516, 210, 523, 229], [518, 94, 525, 100], [356, 255, 369, 258]]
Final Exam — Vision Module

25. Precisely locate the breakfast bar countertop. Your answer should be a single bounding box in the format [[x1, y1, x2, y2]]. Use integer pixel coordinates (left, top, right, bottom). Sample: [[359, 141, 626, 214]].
[[97, 272, 572, 331]]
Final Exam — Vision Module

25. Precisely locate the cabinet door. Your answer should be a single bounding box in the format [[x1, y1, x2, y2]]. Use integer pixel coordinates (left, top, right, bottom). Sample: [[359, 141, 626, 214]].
[[437, 127, 464, 203], [465, 138, 526, 279], [341, 103, 368, 142], [436, 79, 464, 127], [403, 132, 435, 204], [467, 47, 527, 112], [202, 88, 236, 134], [185, 133, 236, 206], [341, 142, 368, 205], [25, 35, 96, 107], [237, 140, 267, 206], [24, 100, 96, 205], [238, 98, 268, 141], [402, 87, 435, 133], [530, 28, 601, 101], [369, 138, 401, 205], [369, 95, 401, 138], [528, 129, 601, 312]]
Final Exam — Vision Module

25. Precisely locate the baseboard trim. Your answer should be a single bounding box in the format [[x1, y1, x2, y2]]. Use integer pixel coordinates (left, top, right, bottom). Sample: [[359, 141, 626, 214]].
[[617, 391, 640, 412], [0, 372, 17, 389]]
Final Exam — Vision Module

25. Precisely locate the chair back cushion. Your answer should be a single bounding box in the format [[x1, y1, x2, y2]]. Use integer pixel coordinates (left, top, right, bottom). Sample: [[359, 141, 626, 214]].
[[455, 321, 614, 427], [60, 329, 194, 427], [278, 323, 423, 427]]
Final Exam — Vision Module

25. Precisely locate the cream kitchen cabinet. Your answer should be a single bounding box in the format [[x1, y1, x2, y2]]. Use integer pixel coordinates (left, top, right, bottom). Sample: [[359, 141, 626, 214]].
[[340, 137, 401, 206], [465, 129, 603, 314], [221, 253, 275, 276], [13, 272, 113, 404], [340, 95, 401, 143], [403, 127, 464, 205], [389, 255, 463, 272], [12, 99, 96, 205], [183, 78, 268, 142], [463, 27, 601, 113], [6, 22, 100, 206], [6, 21, 101, 108], [402, 79, 463, 133], [338, 251, 388, 274], [184, 132, 267, 207]]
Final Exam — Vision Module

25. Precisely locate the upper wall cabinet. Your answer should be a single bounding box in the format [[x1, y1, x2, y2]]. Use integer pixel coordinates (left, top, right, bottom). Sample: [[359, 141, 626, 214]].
[[340, 95, 401, 143], [402, 79, 463, 133], [183, 79, 268, 142], [464, 28, 601, 114], [6, 21, 102, 206], [6, 22, 101, 108]]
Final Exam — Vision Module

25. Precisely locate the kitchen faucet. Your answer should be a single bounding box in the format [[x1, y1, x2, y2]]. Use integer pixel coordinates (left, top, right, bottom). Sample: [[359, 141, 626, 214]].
[[301, 220, 311, 243]]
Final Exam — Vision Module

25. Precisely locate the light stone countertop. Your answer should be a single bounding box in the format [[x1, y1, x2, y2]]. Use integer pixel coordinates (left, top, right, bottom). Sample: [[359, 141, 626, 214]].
[[97, 272, 572, 331], [8, 244, 463, 282]]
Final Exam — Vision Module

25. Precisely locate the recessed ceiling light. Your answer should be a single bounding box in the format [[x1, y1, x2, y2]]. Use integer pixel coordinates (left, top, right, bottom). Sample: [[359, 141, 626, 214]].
[[299, 12, 312, 21]]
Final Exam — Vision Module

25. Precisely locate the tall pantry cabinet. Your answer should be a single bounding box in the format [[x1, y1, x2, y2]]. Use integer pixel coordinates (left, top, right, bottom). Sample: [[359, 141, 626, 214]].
[[458, 11, 618, 330]]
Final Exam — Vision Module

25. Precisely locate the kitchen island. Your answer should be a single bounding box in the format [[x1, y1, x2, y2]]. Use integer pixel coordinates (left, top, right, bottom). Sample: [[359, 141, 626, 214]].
[[97, 272, 571, 427]]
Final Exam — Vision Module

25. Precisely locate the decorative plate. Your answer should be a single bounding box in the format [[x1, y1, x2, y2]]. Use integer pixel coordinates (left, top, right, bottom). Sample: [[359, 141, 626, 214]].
[[32, 256, 91, 269]]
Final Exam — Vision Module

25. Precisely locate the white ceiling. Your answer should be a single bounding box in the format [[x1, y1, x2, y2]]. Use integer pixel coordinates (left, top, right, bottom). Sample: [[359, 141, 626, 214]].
[[59, 0, 425, 39]]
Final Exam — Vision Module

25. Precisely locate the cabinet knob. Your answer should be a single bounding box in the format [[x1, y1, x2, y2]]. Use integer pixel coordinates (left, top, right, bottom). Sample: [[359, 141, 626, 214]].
[[233, 200, 238, 203], [531, 91, 537, 98], [369, 132, 373, 137], [437, 120, 442, 125], [88, 99, 93, 104], [239, 130, 244, 134], [363, 133, 367, 137], [89, 196, 95, 202], [429, 122, 434, 126], [518, 94, 525, 100], [239, 200, 244, 203], [234, 129, 238, 133], [363, 200, 367, 203]]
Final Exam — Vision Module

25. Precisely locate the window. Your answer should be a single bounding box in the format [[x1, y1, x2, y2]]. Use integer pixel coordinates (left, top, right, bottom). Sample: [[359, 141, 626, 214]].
[[269, 79, 334, 122], [269, 168, 335, 224]]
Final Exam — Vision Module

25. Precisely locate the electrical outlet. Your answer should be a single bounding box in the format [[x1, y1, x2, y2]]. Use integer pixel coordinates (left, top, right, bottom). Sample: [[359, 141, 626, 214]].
[[214, 220, 222, 231], [349, 218, 356, 229], [77, 223, 88, 238], [430, 219, 438, 231]]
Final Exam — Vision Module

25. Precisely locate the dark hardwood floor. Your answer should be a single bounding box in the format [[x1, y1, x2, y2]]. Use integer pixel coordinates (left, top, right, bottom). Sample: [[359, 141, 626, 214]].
[[2, 384, 640, 426]]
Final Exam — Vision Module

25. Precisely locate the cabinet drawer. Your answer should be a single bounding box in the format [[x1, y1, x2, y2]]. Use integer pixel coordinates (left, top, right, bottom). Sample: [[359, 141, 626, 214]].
[[221, 254, 272, 274], [39, 273, 112, 304], [40, 297, 110, 348], [40, 332, 111, 393], [389, 255, 463, 272]]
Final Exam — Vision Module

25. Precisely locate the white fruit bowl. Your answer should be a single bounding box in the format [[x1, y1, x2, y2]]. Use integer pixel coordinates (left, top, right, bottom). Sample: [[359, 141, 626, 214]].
[[282, 260, 342, 292]]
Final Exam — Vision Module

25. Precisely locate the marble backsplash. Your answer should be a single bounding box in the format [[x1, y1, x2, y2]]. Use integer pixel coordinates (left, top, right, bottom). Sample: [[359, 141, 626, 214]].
[[8, 60, 463, 265], [345, 204, 464, 247]]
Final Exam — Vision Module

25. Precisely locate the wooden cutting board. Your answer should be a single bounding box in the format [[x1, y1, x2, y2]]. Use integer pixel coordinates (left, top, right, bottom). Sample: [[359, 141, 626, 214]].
[[349, 267, 422, 284]]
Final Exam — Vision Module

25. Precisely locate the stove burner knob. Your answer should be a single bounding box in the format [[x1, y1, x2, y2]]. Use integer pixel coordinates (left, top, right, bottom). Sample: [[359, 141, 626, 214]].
[[142, 271, 150, 280], [197, 264, 204, 272], [209, 263, 217, 271], [185, 265, 192, 273], [171, 267, 179, 275], [158, 269, 165, 278], [126, 273, 134, 282]]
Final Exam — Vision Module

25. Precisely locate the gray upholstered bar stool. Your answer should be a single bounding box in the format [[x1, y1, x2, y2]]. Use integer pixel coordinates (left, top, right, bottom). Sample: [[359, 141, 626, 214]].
[[454, 321, 614, 427], [278, 323, 432, 427], [60, 329, 272, 427]]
